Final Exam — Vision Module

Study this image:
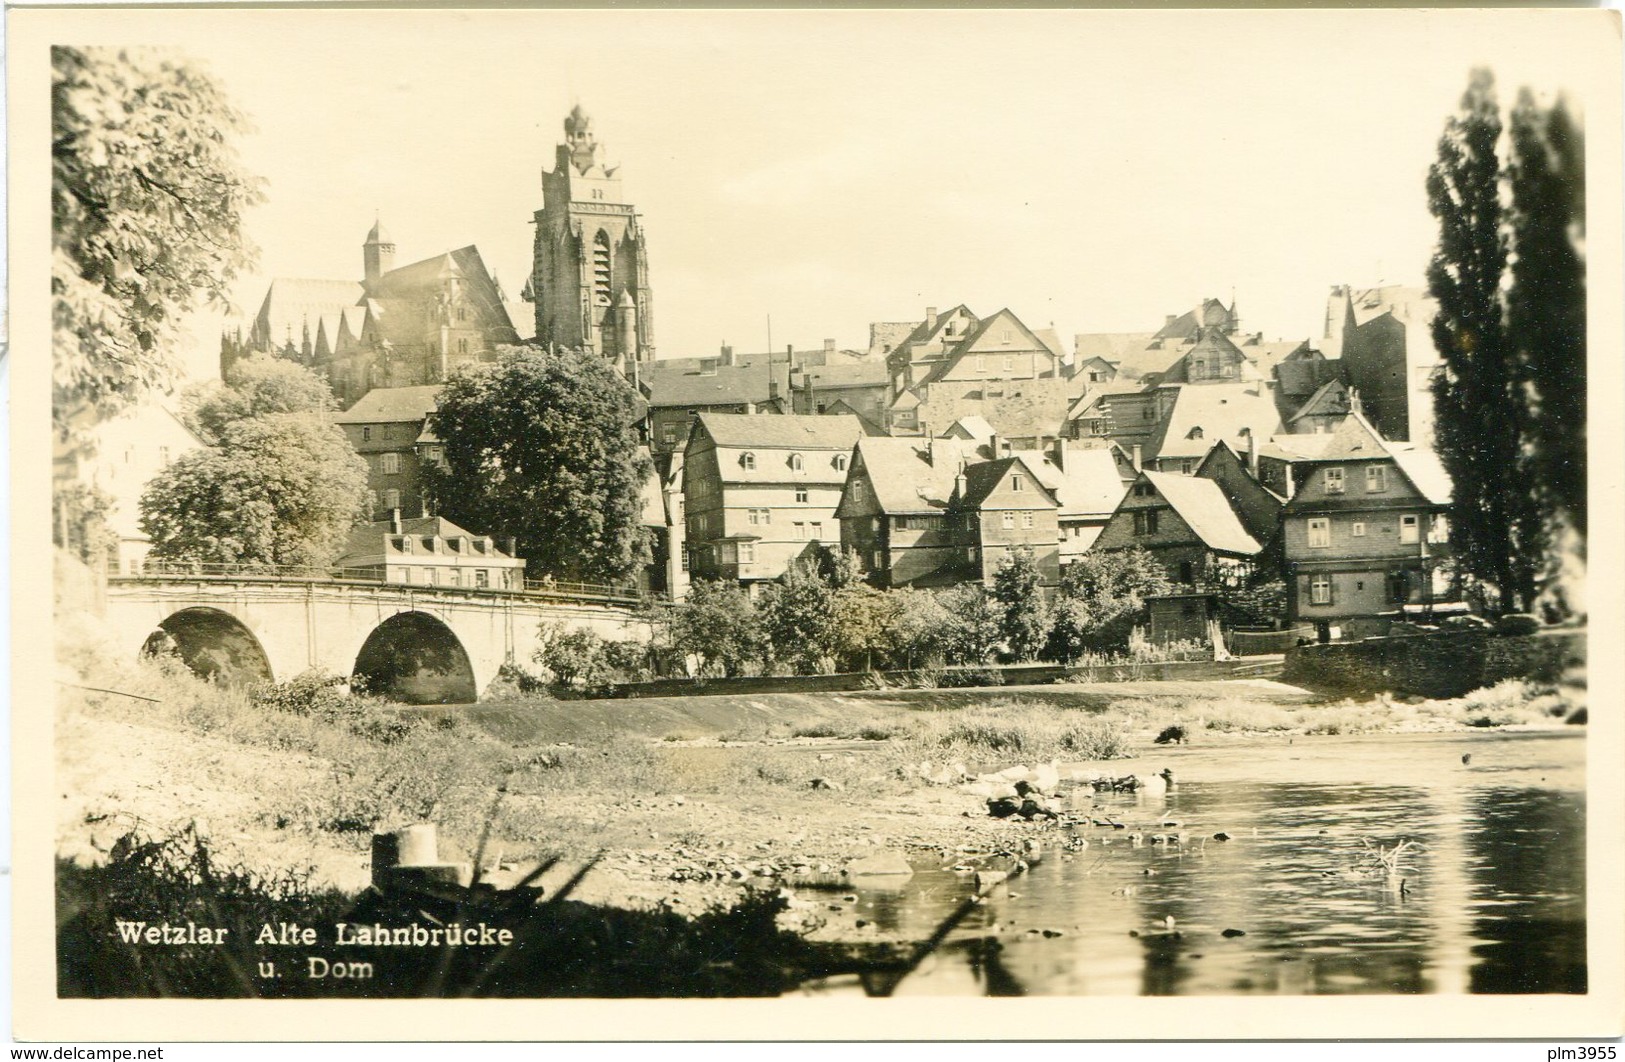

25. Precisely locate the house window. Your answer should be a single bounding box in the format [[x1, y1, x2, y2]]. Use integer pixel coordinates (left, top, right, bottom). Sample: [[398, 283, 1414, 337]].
[[1308, 517, 1330, 547], [1180, 460, 1195, 475], [158, 445, 170, 464], [1133, 510, 1160, 536], [1179, 561, 1195, 585], [1188, 427, 1204, 440], [1022, 511, 1034, 529], [1091, 420, 1109, 436], [1089, 371, 1105, 382], [383, 489, 401, 511], [1003, 357, 1014, 372], [1002, 512, 1015, 530], [795, 488, 809, 504], [1324, 467, 1345, 494], [748, 508, 770, 526], [475, 569, 489, 588], [871, 550, 883, 570], [680, 549, 690, 572], [976, 355, 986, 374], [966, 548, 978, 563], [1389, 570, 1410, 603], [742, 452, 756, 471], [810, 522, 823, 540], [381, 452, 401, 475], [362, 426, 372, 442], [793, 522, 806, 540], [1366, 465, 1388, 493], [1133, 483, 1155, 498], [1352, 521, 1367, 537], [738, 542, 756, 564], [834, 454, 848, 471], [1011, 474, 1025, 492], [1310, 574, 1332, 605], [1400, 514, 1420, 544], [662, 424, 678, 445]]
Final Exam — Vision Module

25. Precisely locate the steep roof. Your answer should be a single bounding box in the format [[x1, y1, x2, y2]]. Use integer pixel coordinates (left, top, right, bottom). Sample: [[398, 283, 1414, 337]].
[[642, 358, 790, 408], [1019, 446, 1126, 519], [869, 321, 918, 354], [1256, 432, 1338, 462], [1145, 382, 1283, 462], [1112, 343, 1190, 382], [960, 455, 1057, 509], [1142, 471, 1263, 556], [795, 361, 888, 388], [338, 515, 519, 565], [1289, 378, 1354, 423], [847, 436, 973, 514], [252, 278, 365, 349], [942, 415, 995, 442], [332, 384, 443, 423], [368, 246, 521, 347], [1390, 447, 1453, 505], [818, 398, 889, 436], [697, 412, 862, 451]]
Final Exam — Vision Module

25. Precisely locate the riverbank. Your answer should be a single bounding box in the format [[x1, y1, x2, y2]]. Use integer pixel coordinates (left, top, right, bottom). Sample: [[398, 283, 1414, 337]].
[[56, 654, 1583, 952]]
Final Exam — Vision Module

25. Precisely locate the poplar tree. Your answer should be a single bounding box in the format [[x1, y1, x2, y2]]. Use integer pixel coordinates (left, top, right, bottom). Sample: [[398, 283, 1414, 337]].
[[1506, 90, 1587, 551], [1425, 69, 1544, 613]]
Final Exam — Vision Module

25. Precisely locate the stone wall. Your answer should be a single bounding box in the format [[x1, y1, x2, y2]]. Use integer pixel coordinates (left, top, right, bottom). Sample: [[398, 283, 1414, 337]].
[[1282, 629, 1583, 698]]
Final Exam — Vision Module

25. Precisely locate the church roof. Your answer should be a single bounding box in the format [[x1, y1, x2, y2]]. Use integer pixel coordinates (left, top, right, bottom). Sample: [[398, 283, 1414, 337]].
[[366, 219, 392, 244], [252, 278, 365, 349]]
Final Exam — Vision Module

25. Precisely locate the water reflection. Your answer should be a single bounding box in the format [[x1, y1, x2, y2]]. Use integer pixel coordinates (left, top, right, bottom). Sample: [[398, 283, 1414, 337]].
[[808, 731, 1585, 997]]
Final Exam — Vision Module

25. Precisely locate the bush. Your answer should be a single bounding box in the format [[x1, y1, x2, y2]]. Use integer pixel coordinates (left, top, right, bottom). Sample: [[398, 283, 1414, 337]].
[[1495, 613, 1542, 636]]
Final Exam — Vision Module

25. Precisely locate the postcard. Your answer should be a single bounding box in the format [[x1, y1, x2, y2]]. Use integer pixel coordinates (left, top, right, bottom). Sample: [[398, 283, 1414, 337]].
[[9, 5, 1623, 1043]]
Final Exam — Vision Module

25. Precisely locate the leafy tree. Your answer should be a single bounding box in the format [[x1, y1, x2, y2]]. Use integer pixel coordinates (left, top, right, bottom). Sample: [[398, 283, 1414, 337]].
[[1047, 548, 1172, 659], [425, 348, 653, 584], [53, 46, 263, 432], [933, 583, 1002, 665], [758, 560, 839, 674], [888, 588, 956, 669], [991, 547, 1049, 661], [1506, 90, 1586, 552], [138, 414, 368, 569], [669, 580, 764, 678], [1425, 73, 1588, 612], [831, 582, 903, 672], [186, 353, 337, 444]]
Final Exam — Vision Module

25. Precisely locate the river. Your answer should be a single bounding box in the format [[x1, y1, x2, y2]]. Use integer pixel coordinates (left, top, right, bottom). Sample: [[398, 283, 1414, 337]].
[[803, 729, 1585, 996]]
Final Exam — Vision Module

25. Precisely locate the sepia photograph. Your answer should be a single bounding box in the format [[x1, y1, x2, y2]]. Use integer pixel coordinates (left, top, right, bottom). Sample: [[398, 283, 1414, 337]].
[[8, 4, 1623, 1042]]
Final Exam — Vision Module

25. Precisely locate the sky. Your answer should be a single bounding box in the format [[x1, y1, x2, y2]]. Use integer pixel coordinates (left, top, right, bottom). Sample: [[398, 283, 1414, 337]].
[[148, 8, 1609, 381]]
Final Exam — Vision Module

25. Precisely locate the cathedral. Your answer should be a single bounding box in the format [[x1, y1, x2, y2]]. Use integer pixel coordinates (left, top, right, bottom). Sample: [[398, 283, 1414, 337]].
[[524, 104, 656, 370], [223, 103, 654, 407]]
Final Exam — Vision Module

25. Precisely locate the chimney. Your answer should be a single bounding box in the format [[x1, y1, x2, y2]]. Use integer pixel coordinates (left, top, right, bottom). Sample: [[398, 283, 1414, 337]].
[[988, 432, 1001, 460], [1053, 437, 1068, 473], [1164, 314, 1178, 329], [744, 401, 756, 415], [954, 459, 968, 500], [921, 421, 933, 463], [926, 307, 938, 330], [390, 508, 402, 534], [505, 536, 517, 557], [823, 338, 836, 353], [803, 371, 815, 413], [1247, 431, 1259, 476], [721, 342, 734, 366], [1131, 444, 1143, 473], [786, 343, 794, 356]]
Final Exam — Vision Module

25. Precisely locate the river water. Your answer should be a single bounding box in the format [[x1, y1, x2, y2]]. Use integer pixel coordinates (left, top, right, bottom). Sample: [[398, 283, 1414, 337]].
[[805, 730, 1585, 996]]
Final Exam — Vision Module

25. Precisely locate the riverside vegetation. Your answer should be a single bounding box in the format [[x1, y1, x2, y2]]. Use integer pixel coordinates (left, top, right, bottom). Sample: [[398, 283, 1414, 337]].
[[56, 613, 1582, 997]]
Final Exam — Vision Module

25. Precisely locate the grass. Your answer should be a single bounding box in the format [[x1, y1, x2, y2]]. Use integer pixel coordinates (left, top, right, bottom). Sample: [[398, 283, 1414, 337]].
[[899, 698, 1130, 768]]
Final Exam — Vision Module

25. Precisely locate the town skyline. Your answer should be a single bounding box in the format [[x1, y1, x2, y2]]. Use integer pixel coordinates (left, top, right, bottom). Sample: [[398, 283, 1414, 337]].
[[173, 9, 1601, 382]]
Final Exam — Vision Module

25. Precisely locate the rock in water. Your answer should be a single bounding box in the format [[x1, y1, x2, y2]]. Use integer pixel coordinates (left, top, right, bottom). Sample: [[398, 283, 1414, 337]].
[[847, 850, 914, 878]]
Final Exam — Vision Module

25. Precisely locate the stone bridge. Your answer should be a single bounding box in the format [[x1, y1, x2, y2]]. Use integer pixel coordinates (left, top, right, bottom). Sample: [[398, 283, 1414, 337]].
[[106, 575, 655, 704]]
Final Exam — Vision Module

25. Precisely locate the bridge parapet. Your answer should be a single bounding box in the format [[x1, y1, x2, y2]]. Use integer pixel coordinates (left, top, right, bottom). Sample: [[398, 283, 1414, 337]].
[[119, 562, 661, 609]]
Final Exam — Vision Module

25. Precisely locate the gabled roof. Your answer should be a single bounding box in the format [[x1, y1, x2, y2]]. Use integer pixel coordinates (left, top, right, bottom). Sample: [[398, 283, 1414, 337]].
[[1018, 446, 1126, 519], [942, 415, 995, 442], [794, 361, 888, 388], [1144, 382, 1283, 462], [1289, 378, 1354, 423], [1112, 343, 1190, 382], [959, 455, 1058, 509], [1073, 332, 1157, 362], [1142, 471, 1263, 556], [642, 358, 790, 408], [333, 384, 442, 424], [1390, 447, 1453, 505], [1256, 432, 1339, 462], [696, 412, 862, 451], [338, 515, 519, 565], [368, 246, 522, 348], [845, 436, 973, 514], [1310, 408, 1392, 462]]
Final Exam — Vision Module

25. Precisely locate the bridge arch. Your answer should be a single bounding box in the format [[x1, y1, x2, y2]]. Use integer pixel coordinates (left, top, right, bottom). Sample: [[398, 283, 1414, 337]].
[[142, 607, 275, 686], [352, 611, 477, 705]]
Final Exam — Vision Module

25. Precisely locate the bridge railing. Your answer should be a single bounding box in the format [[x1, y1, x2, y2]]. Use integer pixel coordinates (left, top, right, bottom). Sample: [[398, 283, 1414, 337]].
[[123, 561, 656, 608]]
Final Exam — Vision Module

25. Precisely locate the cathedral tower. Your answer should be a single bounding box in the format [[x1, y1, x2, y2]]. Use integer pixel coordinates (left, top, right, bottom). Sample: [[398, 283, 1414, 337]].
[[363, 218, 395, 287], [528, 104, 655, 365]]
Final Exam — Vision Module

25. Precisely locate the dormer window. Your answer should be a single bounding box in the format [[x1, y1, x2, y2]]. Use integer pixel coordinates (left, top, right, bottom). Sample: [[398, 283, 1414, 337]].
[[742, 452, 756, 471], [834, 454, 849, 471], [789, 453, 805, 472], [1188, 427, 1204, 440]]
